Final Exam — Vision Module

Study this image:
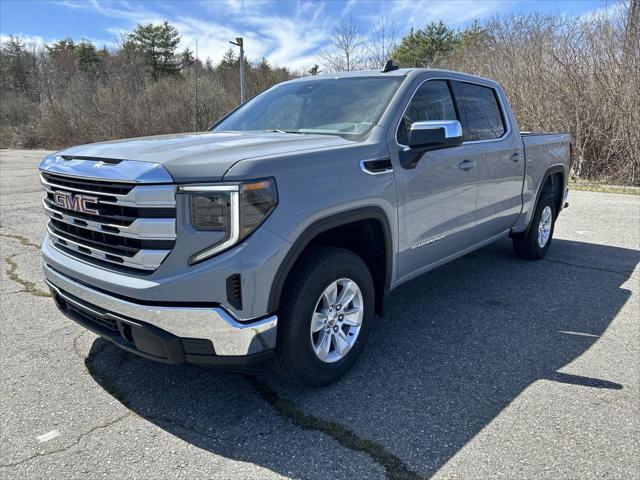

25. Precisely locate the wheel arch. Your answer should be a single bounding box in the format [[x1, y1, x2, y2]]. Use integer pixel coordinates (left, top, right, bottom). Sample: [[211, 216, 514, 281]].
[[267, 207, 393, 315], [523, 165, 566, 236]]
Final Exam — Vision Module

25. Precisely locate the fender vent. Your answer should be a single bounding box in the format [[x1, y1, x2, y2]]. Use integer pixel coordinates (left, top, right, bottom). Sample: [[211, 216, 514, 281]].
[[226, 274, 242, 310], [361, 158, 393, 175]]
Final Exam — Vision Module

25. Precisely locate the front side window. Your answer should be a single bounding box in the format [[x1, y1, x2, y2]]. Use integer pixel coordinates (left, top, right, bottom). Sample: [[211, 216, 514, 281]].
[[452, 81, 506, 141], [213, 77, 402, 138], [397, 80, 457, 145]]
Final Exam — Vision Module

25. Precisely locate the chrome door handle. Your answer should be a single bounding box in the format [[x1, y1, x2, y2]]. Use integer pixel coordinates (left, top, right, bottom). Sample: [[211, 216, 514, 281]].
[[459, 160, 475, 171]]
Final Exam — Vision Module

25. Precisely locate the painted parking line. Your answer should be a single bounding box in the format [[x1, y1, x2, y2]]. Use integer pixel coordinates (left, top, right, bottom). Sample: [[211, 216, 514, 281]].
[[36, 430, 61, 443]]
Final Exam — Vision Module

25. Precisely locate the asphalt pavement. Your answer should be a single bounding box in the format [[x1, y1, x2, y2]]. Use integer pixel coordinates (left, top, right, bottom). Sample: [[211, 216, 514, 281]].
[[1, 149, 639, 479]]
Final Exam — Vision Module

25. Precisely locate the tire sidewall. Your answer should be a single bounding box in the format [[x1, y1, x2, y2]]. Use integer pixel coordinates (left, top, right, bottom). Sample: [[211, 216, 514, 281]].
[[531, 194, 556, 257], [283, 251, 375, 386]]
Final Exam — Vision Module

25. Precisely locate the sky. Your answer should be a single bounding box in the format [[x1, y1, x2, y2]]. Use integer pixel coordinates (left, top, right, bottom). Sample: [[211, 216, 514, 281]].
[[1, 0, 615, 71]]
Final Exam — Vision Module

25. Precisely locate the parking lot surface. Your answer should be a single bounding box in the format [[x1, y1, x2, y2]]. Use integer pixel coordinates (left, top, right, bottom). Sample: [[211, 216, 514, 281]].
[[1, 149, 639, 479]]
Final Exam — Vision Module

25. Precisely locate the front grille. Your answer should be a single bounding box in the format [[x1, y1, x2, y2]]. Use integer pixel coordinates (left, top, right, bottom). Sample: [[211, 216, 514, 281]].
[[41, 171, 134, 195], [41, 170, 176, 272]]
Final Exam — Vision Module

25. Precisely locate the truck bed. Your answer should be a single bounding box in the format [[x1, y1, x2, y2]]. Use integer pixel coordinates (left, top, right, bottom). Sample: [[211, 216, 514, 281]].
[[512, 130, 571, 231], [521, 132, 570, 165]]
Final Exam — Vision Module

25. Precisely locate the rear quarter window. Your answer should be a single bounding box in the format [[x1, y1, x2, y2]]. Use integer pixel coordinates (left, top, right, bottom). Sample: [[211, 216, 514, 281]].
[[452, 81, 506, 141]]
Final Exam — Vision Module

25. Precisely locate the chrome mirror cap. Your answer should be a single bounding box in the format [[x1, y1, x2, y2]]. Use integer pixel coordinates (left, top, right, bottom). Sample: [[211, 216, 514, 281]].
[[410, 120, 463, 139]]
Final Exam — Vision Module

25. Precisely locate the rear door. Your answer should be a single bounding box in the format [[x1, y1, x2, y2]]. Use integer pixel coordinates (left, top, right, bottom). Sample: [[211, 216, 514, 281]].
[[391, 79, 481, 280], [450, 81, 525, 238]]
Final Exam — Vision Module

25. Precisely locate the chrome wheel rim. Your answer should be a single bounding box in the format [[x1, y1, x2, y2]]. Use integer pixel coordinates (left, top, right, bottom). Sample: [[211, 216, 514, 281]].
[[537, 206, 553, 248], [310, 278, 363, 363]]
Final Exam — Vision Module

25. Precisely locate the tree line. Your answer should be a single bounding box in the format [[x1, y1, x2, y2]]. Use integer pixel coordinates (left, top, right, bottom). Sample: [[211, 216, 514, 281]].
[[0, 21, 292, 150], [1, 2, 638, 184]]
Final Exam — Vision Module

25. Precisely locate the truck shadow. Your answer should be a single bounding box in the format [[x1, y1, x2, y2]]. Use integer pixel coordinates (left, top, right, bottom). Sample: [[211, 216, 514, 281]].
[[85, 237, 638, 479]]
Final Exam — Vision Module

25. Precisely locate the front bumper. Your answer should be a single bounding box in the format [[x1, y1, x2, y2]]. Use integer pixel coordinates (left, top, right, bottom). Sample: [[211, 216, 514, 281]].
[[43, 262, 277, 369]]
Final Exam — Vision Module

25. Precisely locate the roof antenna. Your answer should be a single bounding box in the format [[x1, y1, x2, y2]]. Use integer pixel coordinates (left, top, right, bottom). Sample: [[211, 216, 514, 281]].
[[381, 59, 399, 73]]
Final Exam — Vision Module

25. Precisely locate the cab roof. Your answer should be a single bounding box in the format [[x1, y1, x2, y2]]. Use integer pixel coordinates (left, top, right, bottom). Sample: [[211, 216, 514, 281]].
[[289, 68, 497, 86]]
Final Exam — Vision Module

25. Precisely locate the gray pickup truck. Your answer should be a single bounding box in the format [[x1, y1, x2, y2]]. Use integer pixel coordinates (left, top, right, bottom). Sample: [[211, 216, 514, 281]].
[[40, 66, 571, 386]]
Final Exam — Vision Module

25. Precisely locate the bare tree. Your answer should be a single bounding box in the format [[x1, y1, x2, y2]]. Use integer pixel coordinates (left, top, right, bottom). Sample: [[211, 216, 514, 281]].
[[624, 0, 639, 61], [365, 17, 398, 69], [319, 16, 364, 71]]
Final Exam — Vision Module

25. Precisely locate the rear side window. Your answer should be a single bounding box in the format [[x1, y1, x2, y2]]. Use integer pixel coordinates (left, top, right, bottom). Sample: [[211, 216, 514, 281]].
[[397, 80, 457, 145], [452, 81, 506, 141]]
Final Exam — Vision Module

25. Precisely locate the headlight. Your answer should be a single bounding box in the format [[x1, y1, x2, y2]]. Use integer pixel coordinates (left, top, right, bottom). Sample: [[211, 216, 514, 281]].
[[178, 179, 277, 264], [191, 193, 231, 231], [239, 179, 277, 237]]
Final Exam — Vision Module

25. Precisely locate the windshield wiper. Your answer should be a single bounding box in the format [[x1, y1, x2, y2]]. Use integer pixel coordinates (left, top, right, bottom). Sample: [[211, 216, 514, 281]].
[[265, 129, 304, 135]]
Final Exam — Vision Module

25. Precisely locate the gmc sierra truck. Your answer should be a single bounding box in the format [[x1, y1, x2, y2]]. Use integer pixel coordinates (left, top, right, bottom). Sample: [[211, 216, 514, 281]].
[[40, 66, 571, 387]]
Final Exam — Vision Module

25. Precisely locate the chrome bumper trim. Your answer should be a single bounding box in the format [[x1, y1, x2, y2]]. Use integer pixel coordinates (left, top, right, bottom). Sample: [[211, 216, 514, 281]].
[[43, 262, 277, 356]]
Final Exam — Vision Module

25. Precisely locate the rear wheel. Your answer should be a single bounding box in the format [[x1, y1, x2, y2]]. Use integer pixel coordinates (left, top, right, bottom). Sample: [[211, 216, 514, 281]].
[[512, 193, 556, 260], [274, 246, 375, 387]]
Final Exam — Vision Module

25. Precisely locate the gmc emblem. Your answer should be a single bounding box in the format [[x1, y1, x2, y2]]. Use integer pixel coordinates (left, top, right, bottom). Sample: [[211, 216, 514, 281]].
[[53, 191, 99, 215]]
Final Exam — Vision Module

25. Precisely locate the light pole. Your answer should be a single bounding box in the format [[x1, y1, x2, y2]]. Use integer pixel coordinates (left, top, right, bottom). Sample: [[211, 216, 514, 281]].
[[229, 37, 245, 104]]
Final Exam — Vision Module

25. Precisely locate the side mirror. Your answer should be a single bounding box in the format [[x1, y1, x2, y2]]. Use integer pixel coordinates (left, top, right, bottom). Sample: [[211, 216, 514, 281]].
[[401, 120, 463, 169]]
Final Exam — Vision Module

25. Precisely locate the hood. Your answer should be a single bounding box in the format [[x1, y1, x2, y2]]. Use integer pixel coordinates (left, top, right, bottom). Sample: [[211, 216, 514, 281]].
[[57, 131, 352, 182]]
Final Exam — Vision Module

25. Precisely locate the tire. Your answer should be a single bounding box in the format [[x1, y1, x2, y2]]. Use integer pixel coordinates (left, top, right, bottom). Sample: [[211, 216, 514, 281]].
[[512, 193, 556, 260], [274, 246, 375, 387]]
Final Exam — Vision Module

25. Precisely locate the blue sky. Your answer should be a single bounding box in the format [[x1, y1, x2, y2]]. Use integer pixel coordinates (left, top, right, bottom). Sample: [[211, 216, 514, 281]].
[[1, 0, 613, 70]]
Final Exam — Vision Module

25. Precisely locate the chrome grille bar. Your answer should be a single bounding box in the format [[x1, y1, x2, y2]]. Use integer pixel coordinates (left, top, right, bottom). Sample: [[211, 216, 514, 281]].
[[47, 223, 170, 271], [42, 199, 176, 240], [41, 175, 176, 208]]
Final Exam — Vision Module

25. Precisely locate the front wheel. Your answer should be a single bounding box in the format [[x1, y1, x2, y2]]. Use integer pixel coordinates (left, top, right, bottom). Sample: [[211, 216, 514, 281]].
[[274, 246, 375, 387], [512, 193, 556, 260]]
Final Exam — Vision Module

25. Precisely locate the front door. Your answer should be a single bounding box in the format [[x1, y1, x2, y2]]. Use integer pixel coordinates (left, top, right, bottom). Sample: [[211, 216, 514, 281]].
[[391, 79, 481, 280]]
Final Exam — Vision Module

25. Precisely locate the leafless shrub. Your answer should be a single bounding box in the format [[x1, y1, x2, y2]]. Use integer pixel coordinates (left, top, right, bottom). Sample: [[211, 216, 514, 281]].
[[442, 4, 639, 184]]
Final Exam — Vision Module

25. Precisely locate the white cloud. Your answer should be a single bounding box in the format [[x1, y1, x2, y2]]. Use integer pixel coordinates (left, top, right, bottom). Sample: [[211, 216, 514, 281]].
[[48, 0, 507, 71], [54, 0, 158, 23], [203, 0, 274, 14], [241, 7, 332, 69], [56, 0, 332, 71], [0, 32, 119, 51], [0, 33, 48, 48], [387, 0, 504, 29], [176, 16, 328, 70], [579, 1, 626, 22], [341, 0, 359, 17]]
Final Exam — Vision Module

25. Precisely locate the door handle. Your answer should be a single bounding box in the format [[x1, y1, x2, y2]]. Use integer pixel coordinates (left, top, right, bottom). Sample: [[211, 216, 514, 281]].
[[459, 160, 475, 171], [511, 152, 524, 162]]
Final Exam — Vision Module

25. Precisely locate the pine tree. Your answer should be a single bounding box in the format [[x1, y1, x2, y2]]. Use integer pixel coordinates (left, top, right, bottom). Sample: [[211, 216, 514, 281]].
[[127, 21, 181, 80], [221, 48, 237, 66], [47, 38, 75, 58], [181, 47, 195, 68], [392, 21, 460, 67], [75, 40, 102, 75]]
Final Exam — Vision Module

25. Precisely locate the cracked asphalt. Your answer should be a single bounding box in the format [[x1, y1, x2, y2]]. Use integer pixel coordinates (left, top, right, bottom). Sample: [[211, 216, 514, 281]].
[[1, 149, 639, 479]]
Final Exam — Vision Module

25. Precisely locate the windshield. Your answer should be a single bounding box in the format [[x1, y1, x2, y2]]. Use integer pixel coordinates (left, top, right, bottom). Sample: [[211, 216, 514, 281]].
[[212, 77, 403, 137]]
